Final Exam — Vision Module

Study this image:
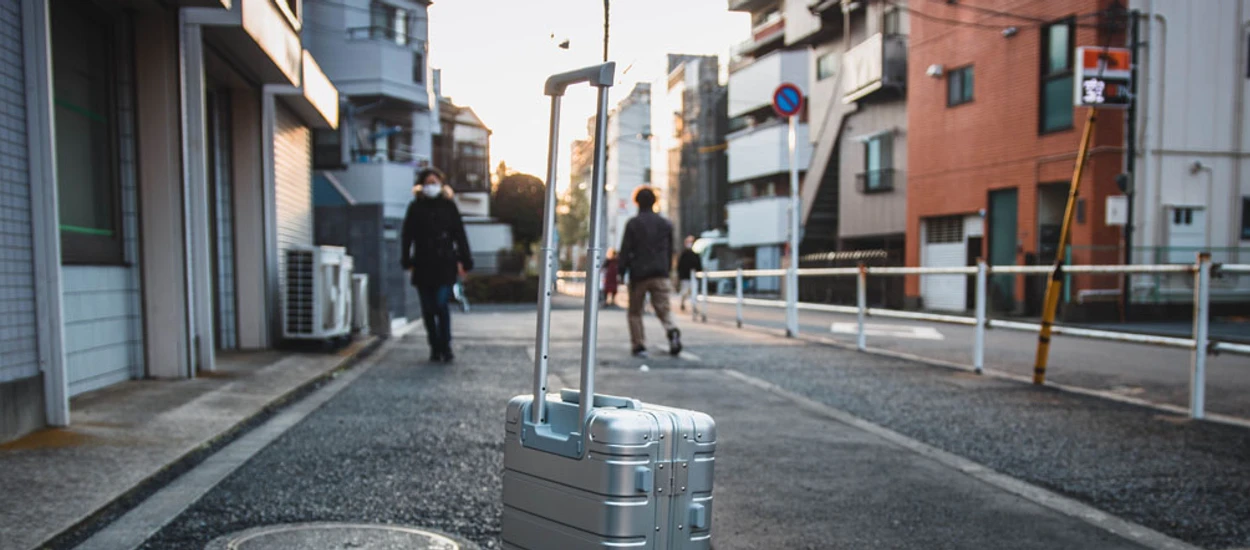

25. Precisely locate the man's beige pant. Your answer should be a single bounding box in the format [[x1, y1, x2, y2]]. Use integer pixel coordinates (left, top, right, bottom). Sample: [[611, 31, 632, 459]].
[[628, 277, 678, 349]]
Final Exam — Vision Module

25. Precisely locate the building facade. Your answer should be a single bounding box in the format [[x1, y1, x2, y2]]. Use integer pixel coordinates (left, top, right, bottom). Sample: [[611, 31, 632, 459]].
[[659, 56, 729, 244], [305, 0, 434, 221], [1126, 0, 1250, 307], [725, 0, 812, 292], [606, 83, 652, 252], [905, 0, 1127, 314], [2, 0, 338, 443]]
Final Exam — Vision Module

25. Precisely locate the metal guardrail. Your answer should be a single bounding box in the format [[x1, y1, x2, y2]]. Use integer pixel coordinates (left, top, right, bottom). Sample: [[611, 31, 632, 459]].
[[667, 258, 1249, 421]]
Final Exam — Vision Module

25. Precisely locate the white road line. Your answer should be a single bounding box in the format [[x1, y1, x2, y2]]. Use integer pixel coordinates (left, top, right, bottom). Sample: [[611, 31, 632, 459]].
[[831, 322, 946, 341], [721, 369, 1204, 550], [74, 344, 391, 550]]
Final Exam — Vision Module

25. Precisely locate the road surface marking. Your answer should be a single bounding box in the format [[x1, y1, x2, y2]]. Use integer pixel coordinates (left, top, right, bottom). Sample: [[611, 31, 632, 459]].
[[723, 369, 1203, 550], [831, 322, 945, 341]]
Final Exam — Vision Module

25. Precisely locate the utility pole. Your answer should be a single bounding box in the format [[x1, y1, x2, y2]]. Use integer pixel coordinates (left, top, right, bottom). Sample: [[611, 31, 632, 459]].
[[1121, 10, 1141, 321]]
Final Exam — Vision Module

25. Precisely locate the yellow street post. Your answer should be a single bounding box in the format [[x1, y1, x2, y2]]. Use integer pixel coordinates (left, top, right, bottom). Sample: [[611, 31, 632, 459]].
[[1033, 108, 1098, 385]]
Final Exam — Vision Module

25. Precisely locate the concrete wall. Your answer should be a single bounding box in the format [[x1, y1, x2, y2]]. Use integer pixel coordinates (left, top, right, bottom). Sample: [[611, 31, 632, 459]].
[[0, 0, 39, 386], [839, 100, 907, 239], [1133, 0, 1250, 260]]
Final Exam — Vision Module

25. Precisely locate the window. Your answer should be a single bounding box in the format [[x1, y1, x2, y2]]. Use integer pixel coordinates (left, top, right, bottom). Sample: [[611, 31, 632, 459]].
[[643, 168, 652, 184], [51, 0, 123, 264], [817, 50, 839, 80], [1242, 198, 1250, 240], [369, 2, 411, 45], [1040, 18, 1075, 133], [947, 65, 973, 106], [926, 216, 964, 244], [861, 133, 894, 192], [412, 52, 424, 83], [313, 128, 344, 169]]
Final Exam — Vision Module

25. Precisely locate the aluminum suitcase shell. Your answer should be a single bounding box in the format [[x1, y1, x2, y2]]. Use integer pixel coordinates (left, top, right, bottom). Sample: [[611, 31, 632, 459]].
[[502, 393, 716, 549]]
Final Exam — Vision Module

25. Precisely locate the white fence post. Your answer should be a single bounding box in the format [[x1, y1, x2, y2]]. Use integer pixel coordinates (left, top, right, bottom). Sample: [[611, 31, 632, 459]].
[[700, 272, 709, 323], [735, 267, 744, 328], [690, 272, 698, 322], [856, 264, 867, 352], [1190, 252, 1212, 419], [974, 259, 988, 374]]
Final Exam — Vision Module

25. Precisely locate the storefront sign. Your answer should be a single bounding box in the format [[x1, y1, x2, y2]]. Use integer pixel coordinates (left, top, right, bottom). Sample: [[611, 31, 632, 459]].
[[302, 51, 339, 129], [242, 0, 301, 85]]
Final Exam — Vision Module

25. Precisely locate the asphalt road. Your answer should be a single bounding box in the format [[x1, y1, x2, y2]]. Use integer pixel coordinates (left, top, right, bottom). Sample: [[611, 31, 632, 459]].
[[115, 302, 1250, 549], [694, 299, 1250, 419]]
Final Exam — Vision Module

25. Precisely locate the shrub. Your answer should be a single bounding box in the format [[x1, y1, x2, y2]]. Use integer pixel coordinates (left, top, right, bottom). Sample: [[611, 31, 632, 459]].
[[464, 275, 539, 303]]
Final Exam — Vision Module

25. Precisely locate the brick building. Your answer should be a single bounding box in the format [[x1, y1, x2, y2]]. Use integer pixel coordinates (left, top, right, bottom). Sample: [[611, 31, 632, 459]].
[[905, 0, 1127, 316]]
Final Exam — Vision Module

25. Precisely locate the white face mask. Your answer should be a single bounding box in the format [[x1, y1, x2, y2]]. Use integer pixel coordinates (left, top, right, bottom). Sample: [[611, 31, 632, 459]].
[[421, 183, 443, 198]]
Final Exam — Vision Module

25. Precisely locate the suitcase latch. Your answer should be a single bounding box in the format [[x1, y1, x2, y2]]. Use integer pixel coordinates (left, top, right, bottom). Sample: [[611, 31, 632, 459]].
[[654, 462, 689, 495], [674, 461, 689, 494]]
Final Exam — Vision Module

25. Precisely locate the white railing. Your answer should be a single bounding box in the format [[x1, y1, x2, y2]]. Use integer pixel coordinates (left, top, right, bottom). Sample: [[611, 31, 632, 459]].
[[676, 256, 1249, 421]]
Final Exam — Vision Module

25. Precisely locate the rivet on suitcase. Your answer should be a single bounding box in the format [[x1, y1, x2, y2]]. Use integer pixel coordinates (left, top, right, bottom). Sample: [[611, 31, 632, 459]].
[[501, 62, 718, 550]]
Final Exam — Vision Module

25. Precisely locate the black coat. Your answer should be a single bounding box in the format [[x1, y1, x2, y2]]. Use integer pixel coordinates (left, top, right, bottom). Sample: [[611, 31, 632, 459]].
[[619, 210, 673, 282], [400, 195, 473, 288], [677, 249, 703, 281]]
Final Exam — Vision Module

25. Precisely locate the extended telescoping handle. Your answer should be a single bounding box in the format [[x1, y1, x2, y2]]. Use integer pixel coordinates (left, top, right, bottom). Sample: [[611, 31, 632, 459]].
[[531, 63, 616, 430]]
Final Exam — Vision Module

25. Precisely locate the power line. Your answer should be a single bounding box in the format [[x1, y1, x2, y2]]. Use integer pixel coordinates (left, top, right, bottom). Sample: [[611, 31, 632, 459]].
[[887, 1, 1012, 31], [931, 0, 1048, 23]]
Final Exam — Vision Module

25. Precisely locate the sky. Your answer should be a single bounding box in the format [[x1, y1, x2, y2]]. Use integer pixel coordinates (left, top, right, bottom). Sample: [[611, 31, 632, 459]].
[[428, 0, 749, 190]]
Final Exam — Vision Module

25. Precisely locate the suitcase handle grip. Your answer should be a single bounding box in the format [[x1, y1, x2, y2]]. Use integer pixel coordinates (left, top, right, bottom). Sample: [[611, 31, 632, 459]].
[[545, 62, 616, 96], [559, 389, 641, 410]]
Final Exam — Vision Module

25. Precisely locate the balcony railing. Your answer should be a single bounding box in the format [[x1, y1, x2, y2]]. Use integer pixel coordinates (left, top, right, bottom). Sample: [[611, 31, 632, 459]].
[[856, 169, 895, 193], [347, 26, 425, 49]]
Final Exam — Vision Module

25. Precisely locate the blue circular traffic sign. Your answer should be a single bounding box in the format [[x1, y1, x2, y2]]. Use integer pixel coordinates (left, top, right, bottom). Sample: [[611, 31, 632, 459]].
[[773, 83, 803, 117]]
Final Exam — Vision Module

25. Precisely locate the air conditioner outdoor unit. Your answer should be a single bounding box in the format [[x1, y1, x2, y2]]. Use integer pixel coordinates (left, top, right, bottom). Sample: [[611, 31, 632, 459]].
[[351, 273, 370, 335], [283, 245, 354, 341]]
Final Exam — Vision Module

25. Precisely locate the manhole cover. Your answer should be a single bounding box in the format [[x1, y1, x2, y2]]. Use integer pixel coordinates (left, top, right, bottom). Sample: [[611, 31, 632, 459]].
[[205, 523, 476, 550]]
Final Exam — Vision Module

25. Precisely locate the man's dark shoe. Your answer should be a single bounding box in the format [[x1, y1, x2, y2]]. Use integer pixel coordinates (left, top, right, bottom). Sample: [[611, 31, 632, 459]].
[[429, 350, 441, 362], [668, 328, 683, 356], [441, 349, 455, 363], [632, 346, 649, 358]]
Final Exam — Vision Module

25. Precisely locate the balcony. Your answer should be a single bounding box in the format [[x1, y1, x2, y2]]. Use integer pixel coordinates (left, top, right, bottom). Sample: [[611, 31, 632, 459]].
[[728, 0, 778, 13], [727, 121, 812, 182], [842, 33, 907, 104], [732, 15, 786, 58], [330, 161, 417, 219], [856, 169, 896, 194], [728, 49, 810, 117], [727, 196, 790, 247], [311, 32, 428, 107]]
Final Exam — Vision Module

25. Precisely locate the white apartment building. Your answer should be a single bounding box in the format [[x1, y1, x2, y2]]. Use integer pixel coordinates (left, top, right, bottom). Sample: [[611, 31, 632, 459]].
[[304, 0, 435, 221], [1128, 0, 1250, 304], [606, 83, 652, 252]]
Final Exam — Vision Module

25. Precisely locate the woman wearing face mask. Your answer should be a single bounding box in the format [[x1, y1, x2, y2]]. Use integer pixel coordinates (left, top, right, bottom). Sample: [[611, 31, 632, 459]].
[[401, 167, 474, 362]]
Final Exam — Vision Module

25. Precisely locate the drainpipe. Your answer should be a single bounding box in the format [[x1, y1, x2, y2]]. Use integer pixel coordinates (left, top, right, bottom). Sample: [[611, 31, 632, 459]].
[[1235, 12, 1247, 256]]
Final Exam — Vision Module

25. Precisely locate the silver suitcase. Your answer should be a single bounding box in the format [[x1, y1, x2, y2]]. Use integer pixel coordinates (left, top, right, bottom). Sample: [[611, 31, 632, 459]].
[[501, 62, 718, 550]]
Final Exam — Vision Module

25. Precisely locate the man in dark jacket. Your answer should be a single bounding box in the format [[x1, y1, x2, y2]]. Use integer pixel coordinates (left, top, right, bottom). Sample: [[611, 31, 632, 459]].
[[618, 187, 682, 357], [401, 168, 473, 362], [676, 235, 702, 312]]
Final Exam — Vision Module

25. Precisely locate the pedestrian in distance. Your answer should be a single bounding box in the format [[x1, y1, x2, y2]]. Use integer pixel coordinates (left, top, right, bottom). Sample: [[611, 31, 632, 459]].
[[602, 248, 620, 308], [676, 235, 702, 312], [401, 167, 473, 363], [618, 186, 682, 358]]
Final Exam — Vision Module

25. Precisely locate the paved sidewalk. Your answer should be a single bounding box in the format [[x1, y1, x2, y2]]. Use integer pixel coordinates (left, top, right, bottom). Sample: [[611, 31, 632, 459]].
[[0, 337, 379, 550]]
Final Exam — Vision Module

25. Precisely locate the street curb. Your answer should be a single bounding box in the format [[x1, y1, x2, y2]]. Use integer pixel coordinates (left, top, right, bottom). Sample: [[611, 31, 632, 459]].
[[698, 315, 1250, 430], [721, 368, 1205, 550], [37, 334, 388, 550]]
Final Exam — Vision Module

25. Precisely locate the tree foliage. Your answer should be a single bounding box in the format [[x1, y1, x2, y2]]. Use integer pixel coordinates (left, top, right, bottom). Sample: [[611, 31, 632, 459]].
[[557, 185, 591, 264], [491, 172, 546, 251]]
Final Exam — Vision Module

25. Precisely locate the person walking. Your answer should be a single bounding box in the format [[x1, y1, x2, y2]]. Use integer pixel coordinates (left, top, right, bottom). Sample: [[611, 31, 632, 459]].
[[618, 187, 682, 358], [676, 235, 702, 312], [602, 248, 620, 308], [401, 167, 473, 362]]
